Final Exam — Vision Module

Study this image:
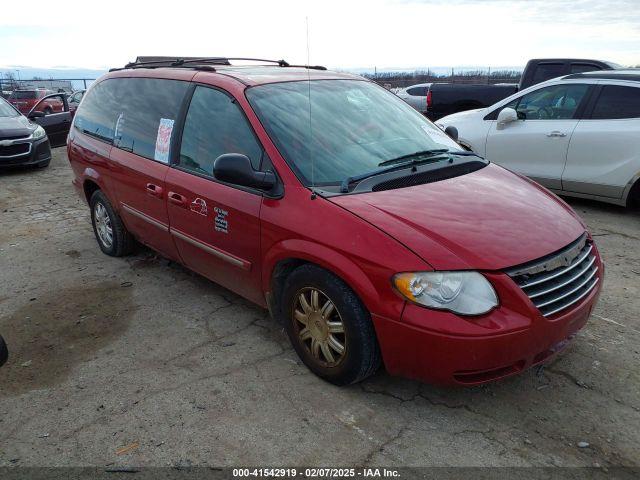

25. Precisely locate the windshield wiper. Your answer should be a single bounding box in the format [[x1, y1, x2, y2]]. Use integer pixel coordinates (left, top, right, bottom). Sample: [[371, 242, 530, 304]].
[[378, 149, 450, 167], [339, 149, 485, 194], [340, 152, 451, 193]]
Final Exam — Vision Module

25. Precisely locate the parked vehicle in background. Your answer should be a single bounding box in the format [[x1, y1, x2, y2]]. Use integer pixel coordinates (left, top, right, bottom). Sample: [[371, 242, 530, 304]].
[[27, 93, 72, 147], [67, 89, 85, 116], [396, 83, 431, 114], [399, 82, 518, 120], [8, 88, 65, 115], [0, 96, 51, 168], [397, 58, 618, 120], [437, 69, 640, 207], [0, 335, 7, 367]]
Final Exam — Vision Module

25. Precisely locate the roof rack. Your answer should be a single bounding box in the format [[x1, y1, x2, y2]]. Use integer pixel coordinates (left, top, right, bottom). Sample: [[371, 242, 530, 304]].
[[110, 56, 327, 72]]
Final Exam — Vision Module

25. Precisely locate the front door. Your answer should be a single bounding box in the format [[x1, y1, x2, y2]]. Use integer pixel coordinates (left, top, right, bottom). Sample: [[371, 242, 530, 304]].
[[485, 83, 591, 189], [166, 85, 265, 305], [30, 93, 72, 146]]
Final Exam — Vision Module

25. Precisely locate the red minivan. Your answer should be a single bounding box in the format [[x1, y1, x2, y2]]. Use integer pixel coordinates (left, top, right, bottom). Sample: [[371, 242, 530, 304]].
[[67, 57, 602, 386]]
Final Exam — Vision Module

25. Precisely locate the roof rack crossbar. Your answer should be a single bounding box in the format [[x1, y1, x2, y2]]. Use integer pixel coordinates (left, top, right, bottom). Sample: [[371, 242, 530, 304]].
[[115, 56, 327, 72]]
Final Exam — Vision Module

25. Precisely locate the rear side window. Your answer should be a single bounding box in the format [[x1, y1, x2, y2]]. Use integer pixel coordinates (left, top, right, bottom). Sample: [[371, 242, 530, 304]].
[[74, 80, 120, 143], [407, 87, 428, 96], [113, 78, 189, 162], [178, 86, 263, 176], [570, 63, 601, 74], [591, 85, 640, 119], [10, 91, 37, 99], [531, 63, 565, 84]]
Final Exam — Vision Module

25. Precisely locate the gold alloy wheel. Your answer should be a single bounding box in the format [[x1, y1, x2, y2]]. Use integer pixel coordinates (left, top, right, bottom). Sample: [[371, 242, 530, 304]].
[[292, 287, 346, 367]]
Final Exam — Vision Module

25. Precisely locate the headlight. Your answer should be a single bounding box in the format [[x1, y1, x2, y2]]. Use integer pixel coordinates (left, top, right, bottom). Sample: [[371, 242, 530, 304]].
[[392, 271, 498, 315], [32, 125, 46, 140]]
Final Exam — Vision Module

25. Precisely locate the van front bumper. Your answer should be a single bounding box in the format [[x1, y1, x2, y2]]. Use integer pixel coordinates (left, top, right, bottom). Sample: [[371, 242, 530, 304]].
[[372, 267, 602, 386]]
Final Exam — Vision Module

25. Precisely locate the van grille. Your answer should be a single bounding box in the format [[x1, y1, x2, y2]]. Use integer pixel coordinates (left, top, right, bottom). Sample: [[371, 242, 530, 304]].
[[505, 234, 599, 317]]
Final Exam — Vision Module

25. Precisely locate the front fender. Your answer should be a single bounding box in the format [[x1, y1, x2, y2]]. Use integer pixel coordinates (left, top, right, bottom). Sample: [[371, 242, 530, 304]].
[[262, 238, 382, 315]]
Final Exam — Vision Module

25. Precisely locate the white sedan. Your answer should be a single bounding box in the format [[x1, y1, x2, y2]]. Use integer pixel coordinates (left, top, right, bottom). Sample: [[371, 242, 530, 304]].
[[437, 70, 640, 207]]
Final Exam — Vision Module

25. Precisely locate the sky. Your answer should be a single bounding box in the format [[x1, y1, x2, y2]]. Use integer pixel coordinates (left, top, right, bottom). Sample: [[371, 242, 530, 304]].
[[1, 0, 639, 72]]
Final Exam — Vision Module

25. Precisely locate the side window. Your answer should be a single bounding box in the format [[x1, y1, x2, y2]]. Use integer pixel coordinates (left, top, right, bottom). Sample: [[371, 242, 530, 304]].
[[484, 97, 519, 120], [113, 78, 189, 163], [571, 63, 601, 74], [591, 85, 640, 120], [74, 80, 120, 143], [531, 63, 565, 84], [514, 84, 589, 120], [178, 86, 263, 177], [407, 87, 427, 96]]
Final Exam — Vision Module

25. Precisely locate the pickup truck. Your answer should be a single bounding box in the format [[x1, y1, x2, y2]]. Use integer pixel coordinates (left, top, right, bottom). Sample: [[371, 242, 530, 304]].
[[397, 58, 620, 120]]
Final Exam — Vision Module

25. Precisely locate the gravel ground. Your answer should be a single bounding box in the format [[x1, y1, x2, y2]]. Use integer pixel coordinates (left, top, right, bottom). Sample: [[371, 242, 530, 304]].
[[0, 147, 638, 469]]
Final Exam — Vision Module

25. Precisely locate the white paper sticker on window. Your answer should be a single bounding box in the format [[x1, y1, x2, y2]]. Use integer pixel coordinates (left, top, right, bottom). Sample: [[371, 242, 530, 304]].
[[154, 118, 174, 163]]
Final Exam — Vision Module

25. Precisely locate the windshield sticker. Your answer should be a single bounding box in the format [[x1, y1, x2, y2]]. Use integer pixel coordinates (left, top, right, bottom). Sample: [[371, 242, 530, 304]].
[[154, 118, 174, 163], [190, 198, 208, 216], [214, 207, 229, 234]]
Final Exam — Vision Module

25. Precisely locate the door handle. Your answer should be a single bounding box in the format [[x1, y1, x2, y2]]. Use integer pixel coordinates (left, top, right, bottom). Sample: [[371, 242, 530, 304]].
[[146, 183, 163, 197], [546, 131, 567, 137], [168, 191, 187, 207]]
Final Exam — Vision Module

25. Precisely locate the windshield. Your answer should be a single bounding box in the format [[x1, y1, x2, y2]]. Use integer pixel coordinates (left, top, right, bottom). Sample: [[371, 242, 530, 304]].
[[9, 91, 37, 100], [0, 98, 19, 117], [246, 79, 460, 186]]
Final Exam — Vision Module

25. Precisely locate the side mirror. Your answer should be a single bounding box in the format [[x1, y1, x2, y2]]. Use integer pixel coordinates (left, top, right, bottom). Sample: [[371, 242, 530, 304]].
[[444, 126, 458, 142], [496, 107, 518, 129], [213, 153, 276, 191], [29, 110, 45, 119]]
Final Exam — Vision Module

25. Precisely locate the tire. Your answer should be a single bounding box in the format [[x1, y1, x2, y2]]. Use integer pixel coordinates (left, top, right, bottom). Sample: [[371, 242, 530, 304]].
[[89, 190, 134, 257], [36, 160, 50, 169], [281, 264, 381, 385], [0, 335, 8, 367], [628, 180, 640, 210]]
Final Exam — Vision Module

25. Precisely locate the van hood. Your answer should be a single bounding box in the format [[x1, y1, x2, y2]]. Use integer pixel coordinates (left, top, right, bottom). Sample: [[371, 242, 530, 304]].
[[329, 163, 585, 271]]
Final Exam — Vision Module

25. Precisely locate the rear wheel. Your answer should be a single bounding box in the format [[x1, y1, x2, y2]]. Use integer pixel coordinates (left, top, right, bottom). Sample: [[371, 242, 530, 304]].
[[89, 190, 134, 257], [282, 264, 381, 385]]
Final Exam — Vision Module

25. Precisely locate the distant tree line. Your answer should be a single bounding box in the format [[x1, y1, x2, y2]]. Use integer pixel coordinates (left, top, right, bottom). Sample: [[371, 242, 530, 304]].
[[364, 69, 522, 88]]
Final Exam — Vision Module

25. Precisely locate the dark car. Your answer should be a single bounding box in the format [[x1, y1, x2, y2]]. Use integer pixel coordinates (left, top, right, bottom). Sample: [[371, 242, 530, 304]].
[[27, 93, 73, 146], [0, 335, 7, 367], [399, 58, 619, 121], [0, 96, 52, 168]]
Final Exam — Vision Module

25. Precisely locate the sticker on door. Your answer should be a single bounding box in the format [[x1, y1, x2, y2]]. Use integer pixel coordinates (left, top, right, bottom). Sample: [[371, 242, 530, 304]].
[[214, 207, 228, 234]]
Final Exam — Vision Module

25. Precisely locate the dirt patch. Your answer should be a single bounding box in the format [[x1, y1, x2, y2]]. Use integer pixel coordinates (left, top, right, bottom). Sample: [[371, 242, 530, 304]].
[[64, 250, 81, 259], [0, 282, 135, 396]]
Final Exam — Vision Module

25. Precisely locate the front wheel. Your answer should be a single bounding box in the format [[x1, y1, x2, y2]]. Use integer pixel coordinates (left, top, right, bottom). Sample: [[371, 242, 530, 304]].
[[282, 265, 381, 385]]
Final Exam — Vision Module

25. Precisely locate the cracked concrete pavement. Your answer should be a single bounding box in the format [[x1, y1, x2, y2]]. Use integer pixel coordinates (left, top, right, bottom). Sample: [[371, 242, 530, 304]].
[[0, 147, 638, 468]]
